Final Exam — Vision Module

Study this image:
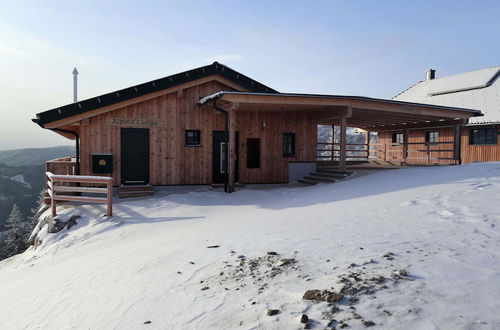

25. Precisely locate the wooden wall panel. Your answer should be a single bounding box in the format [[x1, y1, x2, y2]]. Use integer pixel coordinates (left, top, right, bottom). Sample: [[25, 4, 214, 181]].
[[78, 78, 317, 186], [461, 127, 500, 163], [235, 110, 316, 184], [376, 127, 455, 164]]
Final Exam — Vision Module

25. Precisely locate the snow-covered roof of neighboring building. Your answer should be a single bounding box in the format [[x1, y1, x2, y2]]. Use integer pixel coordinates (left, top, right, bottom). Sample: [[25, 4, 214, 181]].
[[394, 66, 500, 125]]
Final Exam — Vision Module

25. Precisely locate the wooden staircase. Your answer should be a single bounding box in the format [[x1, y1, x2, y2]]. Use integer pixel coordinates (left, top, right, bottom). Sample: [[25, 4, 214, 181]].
[[118, 185, 154, 198], [298, 168, 353, 186]]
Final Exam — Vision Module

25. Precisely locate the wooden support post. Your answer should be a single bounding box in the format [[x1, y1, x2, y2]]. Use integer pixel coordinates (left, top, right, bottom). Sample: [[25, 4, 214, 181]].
[[365, 131, 370, 160], [339, 113, 347, 171], [51, 192, 56, 217], [228, 110, 236, 192], [403, 129, 409, 164], [453, 124, 462, 164], [106, 181, 113, 216], [331, 124, 335, 162]]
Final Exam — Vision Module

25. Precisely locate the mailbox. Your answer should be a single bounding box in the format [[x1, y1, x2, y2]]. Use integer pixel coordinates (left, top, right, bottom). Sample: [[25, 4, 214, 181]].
[[92, 153, 113, 174]]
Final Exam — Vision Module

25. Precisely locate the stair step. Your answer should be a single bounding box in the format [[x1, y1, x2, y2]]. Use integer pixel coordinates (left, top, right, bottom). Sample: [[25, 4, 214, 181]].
[[316, 169, 353, 177], [119, 185, 154, 192], [303, 175, 336, 183], [310, 172, 342, 179], [118, 191, 155, 198], [297, 179, 319, 186]]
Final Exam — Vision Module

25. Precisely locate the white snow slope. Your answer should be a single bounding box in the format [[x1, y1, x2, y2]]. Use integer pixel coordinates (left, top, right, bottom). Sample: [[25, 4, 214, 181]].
[[1, 163, 499, 330]]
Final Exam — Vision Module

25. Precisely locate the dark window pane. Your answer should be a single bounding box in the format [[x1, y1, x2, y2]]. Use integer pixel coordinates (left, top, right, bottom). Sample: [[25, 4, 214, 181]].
[[470, 128, 497, 145], [185, 130, 201, 146], [426, 131, 439, 144], [392, 133, 403, 144], [247, 138, 260, 168], [283, 133, 295, 156]]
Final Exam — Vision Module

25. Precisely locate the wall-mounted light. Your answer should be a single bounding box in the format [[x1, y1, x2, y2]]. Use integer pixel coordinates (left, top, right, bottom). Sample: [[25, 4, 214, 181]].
[[262, 122, 267, 129]]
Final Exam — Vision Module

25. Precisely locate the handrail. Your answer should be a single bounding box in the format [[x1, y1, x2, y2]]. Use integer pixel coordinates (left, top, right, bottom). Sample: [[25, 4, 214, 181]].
[[317, 141, 457, 164], [46, 172, 113, 217]]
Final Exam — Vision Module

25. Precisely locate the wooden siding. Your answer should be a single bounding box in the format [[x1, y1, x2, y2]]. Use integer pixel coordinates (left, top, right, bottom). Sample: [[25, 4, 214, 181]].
[[235, 110, 316, 183], [461, 126, 500, 163], [376, 127, 455, 164], [78, 79, 317, 186]]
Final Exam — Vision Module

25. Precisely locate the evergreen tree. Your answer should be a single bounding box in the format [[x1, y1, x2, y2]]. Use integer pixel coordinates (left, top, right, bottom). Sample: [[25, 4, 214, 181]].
[[3, 204, 29, 258]]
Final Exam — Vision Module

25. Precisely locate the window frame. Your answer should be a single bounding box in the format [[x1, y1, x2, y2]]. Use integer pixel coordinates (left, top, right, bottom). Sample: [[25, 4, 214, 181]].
[[425, 131, 439, 145], [282, 132, 296, 157], [185, 130, 201, 147], [392, 132, 404, 144], [469, 127, 498, 145]]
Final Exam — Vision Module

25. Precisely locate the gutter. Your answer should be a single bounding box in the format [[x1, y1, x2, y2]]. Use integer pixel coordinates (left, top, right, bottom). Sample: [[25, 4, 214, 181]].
[[212, 98, 230, 193], [198, 95, 230, 192], [31, 118, 80, 175]]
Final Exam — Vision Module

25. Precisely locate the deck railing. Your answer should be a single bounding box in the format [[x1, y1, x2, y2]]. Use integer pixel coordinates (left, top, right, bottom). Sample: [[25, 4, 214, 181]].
[[46, 172, 113, 217], [317, 142, 370, 161], [317, 141, 457, 164], [46, 157, 78, 175]]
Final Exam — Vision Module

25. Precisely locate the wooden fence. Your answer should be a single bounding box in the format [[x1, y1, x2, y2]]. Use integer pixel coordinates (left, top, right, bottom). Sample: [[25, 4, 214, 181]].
[[46, 172, 113, 217], [317, 141, 457, 164]]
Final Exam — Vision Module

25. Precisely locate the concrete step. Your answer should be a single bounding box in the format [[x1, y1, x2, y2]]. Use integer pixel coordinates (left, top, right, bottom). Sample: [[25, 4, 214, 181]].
[[303, 175, 336, 183], [315, 169, 353, 178], [297, 179, 319, 186], [309, 172, 341, 179]]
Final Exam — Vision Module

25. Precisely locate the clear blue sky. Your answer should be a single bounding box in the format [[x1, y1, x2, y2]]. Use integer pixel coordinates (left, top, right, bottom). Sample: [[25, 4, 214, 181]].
[[0, 0, 499, 150]]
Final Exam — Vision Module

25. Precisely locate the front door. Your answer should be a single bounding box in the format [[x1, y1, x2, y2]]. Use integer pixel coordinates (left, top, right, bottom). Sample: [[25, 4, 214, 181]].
[[121, 128, 149, 185], [212, 131, 239, 183]]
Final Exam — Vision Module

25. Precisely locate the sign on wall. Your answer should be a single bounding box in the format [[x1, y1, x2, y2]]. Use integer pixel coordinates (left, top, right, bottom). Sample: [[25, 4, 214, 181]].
[[106, 118, 164, 128]]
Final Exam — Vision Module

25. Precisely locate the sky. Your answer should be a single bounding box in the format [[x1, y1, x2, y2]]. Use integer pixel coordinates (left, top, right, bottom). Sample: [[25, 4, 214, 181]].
[[0, 0, 499, 150]]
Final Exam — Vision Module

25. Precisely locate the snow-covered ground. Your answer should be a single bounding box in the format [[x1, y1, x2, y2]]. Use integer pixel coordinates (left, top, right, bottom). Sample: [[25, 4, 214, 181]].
[[1, 163, 499, 330]]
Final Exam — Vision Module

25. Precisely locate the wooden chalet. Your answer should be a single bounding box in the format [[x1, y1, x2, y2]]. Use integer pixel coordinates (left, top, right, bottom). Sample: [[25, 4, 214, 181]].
[[386, 66, 500, 164], [33, 62, 482, 193]]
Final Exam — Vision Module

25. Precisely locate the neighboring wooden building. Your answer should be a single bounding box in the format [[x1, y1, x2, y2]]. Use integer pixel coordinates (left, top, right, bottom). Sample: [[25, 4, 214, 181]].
[[384, 66, 500, 164], [33, 62, 482, 192]]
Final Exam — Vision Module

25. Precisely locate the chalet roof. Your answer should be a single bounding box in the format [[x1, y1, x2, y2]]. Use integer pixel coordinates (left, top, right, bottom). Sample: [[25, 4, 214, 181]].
[[34, 62, 277, 127], [393, 66, 500, 125]]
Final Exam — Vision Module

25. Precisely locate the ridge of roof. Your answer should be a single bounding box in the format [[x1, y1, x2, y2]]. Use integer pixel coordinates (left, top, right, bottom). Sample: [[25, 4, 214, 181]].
[[34, 62, 278, 126]]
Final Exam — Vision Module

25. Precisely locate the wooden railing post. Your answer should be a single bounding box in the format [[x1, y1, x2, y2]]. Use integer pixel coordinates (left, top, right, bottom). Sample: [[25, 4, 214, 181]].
[[107, 180, 113, 217], [339, 115, 347, 171]]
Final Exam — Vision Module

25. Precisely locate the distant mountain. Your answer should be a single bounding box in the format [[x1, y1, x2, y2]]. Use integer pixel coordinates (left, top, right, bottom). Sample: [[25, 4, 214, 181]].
[[0, 145, 74, 234], [0, 145, 74, 167]]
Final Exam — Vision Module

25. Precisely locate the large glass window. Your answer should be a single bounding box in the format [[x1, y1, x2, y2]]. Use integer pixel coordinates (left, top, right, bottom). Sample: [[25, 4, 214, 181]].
[[469, 128, 497, 145]]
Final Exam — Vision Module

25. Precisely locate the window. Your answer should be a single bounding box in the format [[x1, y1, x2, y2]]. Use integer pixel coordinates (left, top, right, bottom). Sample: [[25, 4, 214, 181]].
[[469, 128, 498, 145], [283, 133, 295, 157], [246, 138, 260, 168], [425, 131, 439, 145], [392, 132, 404, 144], [185, 130, 201, 146]]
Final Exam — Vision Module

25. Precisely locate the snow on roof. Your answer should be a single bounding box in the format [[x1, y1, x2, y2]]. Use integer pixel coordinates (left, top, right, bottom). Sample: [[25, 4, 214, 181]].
[[394, 66, 500, 125]]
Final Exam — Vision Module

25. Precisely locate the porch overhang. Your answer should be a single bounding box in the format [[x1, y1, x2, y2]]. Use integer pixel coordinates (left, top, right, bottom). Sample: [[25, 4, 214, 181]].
[[198, 91, 483, 130]]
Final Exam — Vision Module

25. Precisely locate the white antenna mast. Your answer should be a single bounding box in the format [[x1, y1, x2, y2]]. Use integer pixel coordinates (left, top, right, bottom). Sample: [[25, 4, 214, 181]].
[[72, 67, 79, 102]]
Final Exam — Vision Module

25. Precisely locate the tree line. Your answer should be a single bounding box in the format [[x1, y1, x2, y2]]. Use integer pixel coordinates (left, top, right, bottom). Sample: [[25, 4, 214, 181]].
[[0, 192, 44, 261]]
